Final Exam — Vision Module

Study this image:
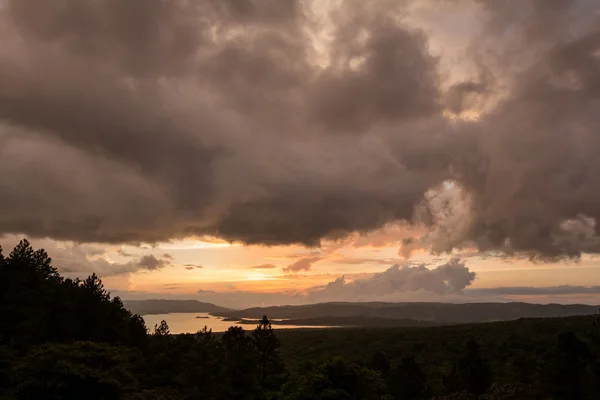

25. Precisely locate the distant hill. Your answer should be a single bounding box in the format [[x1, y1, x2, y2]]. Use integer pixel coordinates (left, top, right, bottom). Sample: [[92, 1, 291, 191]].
[[124, 299, 231, 315], [211, 301, 600, 324], [235, 316, 439, 328]]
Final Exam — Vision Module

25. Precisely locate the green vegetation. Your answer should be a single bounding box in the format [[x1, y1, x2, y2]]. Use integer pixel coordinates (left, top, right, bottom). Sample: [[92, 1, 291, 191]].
[[2, 239, 600, 399]]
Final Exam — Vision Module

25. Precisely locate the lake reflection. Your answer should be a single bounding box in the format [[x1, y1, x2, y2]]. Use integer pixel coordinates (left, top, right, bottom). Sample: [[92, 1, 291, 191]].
[[142, 313, 334, 334]]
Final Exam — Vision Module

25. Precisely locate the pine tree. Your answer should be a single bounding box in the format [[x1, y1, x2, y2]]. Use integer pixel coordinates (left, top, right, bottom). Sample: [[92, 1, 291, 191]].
[[252, 315, 287, 392], [222, 326, 259, 399], [153, 320, 171, 337]]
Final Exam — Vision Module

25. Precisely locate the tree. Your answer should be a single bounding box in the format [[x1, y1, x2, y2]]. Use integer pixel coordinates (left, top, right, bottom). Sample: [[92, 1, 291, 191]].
[[587, 309, 600, 397], [388, 356, 432, 400], [544, 331, 591, 400], [154, 320, 171, 337], [443, 339, 493, 395], [221, 326, 260, 399], [368, 350, 391, 378], [178, 327, 224, 399], [281, 357, 385, 400], [73, 274, 147, 346], [10, 341, 140, 400], [0, 239, 62, 347], [252, 315, 287, 392], [0, 240, 147, 348], [6, 239, 60, 282], [480, 383, 544, 400]]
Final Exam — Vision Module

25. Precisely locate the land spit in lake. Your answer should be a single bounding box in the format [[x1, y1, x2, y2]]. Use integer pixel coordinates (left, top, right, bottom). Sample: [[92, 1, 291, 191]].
[[126, 299, 600, 333], [142, 312, 337, 334]]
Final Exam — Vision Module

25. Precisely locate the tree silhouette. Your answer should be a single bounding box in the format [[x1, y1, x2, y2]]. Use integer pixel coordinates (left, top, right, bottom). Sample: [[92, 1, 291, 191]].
[[178, 327, 223, 398], [443, 339, 493, 395], [222, 326, 260, 399], [281, 357, 385, 400], [154, 320, 171, 337], [11, 341, 140, 400], [388, 356, 432, 400], [0, 239, 61, 347], [252, 315, 287, 392], [0, 240, 146, 349], [368, 350, 391, 378], [544, 331, 591, 400]]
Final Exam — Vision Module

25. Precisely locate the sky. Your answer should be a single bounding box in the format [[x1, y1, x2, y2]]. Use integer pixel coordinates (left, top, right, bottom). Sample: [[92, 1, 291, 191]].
[[1, 0, 600, 309]]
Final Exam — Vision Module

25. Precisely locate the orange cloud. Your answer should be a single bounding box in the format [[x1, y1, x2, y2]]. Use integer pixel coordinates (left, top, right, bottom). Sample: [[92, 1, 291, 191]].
[[250, 264, 278, 269]]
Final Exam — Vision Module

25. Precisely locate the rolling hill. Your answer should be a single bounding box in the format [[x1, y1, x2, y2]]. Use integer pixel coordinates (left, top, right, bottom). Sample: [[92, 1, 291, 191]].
[[124, 299, 231, 315], [210, 301, 600, 324]]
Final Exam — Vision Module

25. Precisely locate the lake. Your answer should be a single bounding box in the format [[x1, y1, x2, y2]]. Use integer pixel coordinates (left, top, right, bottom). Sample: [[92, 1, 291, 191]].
[[142, 312, 335, 334]]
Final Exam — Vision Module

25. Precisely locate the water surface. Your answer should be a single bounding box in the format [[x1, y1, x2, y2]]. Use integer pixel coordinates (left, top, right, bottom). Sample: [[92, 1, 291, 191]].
[[143, 312, 334, 334]]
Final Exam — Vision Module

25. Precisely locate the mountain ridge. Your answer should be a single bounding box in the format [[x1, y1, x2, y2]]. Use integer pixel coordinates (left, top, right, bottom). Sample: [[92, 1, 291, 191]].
[[209, 301, 600, 324], [123, 299, 231, 315], [124, 299, 599, 326]]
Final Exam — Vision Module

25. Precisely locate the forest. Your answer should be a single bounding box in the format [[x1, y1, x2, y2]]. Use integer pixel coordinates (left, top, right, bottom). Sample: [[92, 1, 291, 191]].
[[1, 239, 600, 399]]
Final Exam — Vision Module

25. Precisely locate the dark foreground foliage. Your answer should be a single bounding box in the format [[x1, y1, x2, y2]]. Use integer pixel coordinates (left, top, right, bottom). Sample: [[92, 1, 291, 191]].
[[1, 239, 600, 399]]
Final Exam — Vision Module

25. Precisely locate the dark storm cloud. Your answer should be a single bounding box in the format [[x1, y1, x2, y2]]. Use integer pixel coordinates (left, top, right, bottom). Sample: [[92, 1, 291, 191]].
[[2, 0, 600, 260], [0, 0, 443, 247], [454, 0, 600, 260], [308, 8, 441, 132], [444, 81, 488, 116]]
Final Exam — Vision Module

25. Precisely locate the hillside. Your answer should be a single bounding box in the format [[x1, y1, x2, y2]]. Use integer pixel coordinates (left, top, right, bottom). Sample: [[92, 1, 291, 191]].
[[276, 314, 600, 379], [212, 301, 599, 324], [124, 299, 231, 315], [234, 316, 439, 328]]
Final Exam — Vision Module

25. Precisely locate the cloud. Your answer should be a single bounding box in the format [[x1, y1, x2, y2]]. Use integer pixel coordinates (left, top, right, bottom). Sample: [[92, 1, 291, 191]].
[[330, 257, 405, 265], [117, 249, 135, 258], [184, 264, 204, 270], [0, 0, 600, 260], [197, 290, 217, 295], [283, 257, 324, 273], [137, 255, 169, 271], [188, 258, 478, 308], [163, 283, 182, 290], [250, 264, 278, 269], [0, 235, 172, 277], [308, 258, 476, 303]]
